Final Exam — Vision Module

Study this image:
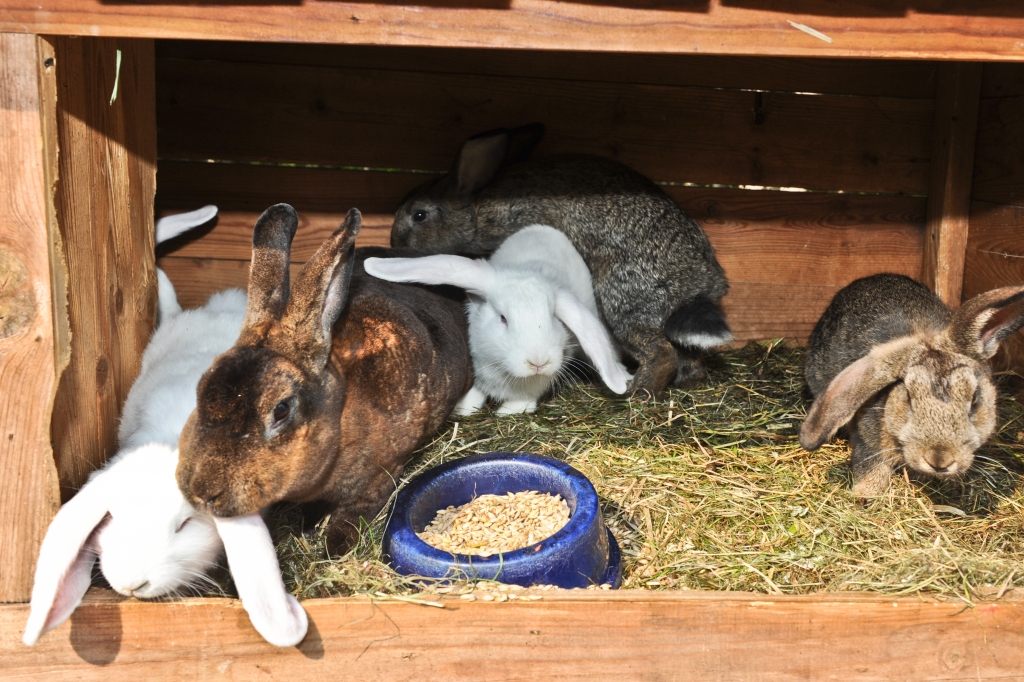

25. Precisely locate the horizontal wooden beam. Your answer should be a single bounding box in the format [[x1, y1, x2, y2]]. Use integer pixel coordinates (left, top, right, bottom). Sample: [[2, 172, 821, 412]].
[[6, 2, 1024, 59], [3, 589, 1023, 680]]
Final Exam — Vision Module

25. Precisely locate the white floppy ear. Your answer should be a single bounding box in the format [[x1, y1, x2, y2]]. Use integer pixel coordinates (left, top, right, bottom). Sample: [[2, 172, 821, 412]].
[[214, 514, 308, 648], [23, 474, 115, 646], [554, 289, 631, 394], [364, 255, 496, 297], [155, 205, 218, 245]]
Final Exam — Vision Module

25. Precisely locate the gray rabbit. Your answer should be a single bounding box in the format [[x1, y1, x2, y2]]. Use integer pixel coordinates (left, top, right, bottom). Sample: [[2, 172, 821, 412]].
[[390, 124, 731, 397], [801, 273, 1024, 497]]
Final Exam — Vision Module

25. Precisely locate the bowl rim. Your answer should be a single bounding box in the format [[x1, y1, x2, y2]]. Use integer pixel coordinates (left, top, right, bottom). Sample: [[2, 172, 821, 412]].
[[386, 451, 602, 566]]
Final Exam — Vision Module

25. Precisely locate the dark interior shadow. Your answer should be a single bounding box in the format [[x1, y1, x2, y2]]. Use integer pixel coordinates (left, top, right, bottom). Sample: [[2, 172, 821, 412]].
[[723, 0, 1024, 18], [69, 590, 123, 665], [298, 615, 325, 659], [155, 214, 219, 258]]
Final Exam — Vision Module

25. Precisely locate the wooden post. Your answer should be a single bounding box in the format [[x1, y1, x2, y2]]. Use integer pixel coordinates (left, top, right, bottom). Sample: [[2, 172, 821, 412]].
[[0, 33, 63, 603], [923, 62, 983, 308], [47, 37, 157, 501]]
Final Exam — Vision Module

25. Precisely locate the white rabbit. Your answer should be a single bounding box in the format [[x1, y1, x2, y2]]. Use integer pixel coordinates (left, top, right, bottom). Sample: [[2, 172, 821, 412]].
[[24, 207, 308, 648], [365, 224, 631, 414]]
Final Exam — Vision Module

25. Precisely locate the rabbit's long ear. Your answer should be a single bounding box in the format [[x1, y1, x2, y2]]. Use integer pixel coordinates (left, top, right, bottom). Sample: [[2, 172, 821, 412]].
[[364, 254, 496, 297], [23, 476, 114, 646], [948, 283, 1024, 360], [799, 336, 921, 451], [452, 123, 544, 199], [241, 204, 299, 338], [281, 208, 361, 366], [554, 289, 631, 394], [155, 205, 218, 245], [213, 514, 308, 648]]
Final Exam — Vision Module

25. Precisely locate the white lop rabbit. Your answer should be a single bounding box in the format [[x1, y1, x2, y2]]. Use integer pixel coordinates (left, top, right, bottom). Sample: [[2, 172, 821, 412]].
[[24, 207, 308, 648], [365, 224, 631, 414]]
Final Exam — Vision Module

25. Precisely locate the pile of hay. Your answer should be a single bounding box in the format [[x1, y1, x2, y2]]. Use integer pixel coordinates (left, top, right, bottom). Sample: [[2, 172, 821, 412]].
[[268, 341, 1024, 601]]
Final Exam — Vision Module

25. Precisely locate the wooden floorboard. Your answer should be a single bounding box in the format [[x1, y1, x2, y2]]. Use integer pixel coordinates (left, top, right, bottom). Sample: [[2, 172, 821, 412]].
[[3, 589, 1024, 680]]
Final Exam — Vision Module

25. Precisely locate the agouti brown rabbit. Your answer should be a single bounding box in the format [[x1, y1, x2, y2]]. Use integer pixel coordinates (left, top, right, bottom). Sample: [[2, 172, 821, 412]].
[[801, 273, 1024, 497], [176, 204, 473, 555]]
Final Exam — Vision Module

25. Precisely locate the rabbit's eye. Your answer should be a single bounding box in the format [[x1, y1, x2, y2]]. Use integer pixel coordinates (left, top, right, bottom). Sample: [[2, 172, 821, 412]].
[[500, 314, 508, 326], [412, 210, 428, 223], [272, 400, 291, 424], [175, 517, 192, 533]]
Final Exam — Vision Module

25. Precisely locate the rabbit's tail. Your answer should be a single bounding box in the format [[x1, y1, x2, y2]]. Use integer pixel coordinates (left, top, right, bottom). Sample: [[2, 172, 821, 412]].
[[665, 296, 732, 349]]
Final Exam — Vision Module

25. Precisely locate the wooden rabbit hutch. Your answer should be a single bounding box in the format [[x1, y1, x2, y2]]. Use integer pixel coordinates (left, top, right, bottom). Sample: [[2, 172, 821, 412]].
[[5, 1, 1024, 678]]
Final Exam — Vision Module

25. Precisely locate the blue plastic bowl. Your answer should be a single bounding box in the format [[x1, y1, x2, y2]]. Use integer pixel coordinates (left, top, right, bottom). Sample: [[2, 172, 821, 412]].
[[383, 452, 621, 589]]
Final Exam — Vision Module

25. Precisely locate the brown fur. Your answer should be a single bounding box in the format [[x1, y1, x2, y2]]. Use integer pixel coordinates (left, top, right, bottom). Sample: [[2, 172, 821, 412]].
[[177, 205, 472, 554], [801, 274, 1024, 497]]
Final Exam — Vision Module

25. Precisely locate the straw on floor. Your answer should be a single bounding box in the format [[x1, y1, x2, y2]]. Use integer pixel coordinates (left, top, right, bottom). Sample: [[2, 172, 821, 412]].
[[267, 341, 1024, 602]]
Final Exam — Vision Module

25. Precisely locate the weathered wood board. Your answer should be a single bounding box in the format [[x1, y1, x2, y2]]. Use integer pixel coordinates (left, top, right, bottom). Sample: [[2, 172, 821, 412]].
[[47, 37, 158, 501], [0, 32, 62, 604], [6, 1, 1024, 60], [2, 590, 1023, 681]]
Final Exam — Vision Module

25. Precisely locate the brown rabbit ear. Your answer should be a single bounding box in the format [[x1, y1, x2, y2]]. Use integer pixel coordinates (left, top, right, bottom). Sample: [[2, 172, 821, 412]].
[[948, 283, 1024, 360], [454, 131, 509, 199], [800, 336, 921, 451], [241, 204, 299, 337], [281, 208, 361, 365]]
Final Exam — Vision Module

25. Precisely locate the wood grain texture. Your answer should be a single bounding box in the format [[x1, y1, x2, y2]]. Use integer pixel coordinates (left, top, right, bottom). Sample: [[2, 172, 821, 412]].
[[3, 589, 1024, 680], [157, 256, 843, 342], [0, 32, 62, 603], [158, 186, 925, 344], [157, 181, 925, 280], [972, 94, 1024, 207], [923, 62, 982, 308], [7, 1, 1024, 60], [963, 200, 1024, 371], [47, 37, 158, 501], [155, 57, 934, 195], [980, 61, 1024, 97], [157, 41, 940, 100]]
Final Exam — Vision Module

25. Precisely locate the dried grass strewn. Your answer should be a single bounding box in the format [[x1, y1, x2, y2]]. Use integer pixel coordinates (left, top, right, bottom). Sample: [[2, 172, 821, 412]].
[[268, 342, 1024, 602]]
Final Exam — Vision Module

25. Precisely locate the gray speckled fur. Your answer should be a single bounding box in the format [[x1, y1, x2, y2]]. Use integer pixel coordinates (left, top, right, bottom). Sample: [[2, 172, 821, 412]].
[[392, 152, 730, 395], [804, 273, 986, 497], [806, 274, 952, 395]]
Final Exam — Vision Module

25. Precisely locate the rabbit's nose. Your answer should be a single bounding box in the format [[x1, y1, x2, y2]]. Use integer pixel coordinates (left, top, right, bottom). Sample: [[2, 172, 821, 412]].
[[526, 357, 551, 374], [925, 447, 955, 473], [127, 581, 150, 596]]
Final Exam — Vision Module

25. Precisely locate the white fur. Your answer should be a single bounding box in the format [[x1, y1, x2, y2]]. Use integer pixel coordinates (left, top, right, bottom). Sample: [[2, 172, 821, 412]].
[[677, 331, 733, 350], [25, 206, 309, 648], [365, 224, 631, 414]]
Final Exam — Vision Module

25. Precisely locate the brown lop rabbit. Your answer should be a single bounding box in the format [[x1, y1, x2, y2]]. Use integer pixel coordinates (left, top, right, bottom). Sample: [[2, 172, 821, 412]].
[[389, 124, 731, 398], [176, 204, 473, 554], [801, 273, 1024, 498]]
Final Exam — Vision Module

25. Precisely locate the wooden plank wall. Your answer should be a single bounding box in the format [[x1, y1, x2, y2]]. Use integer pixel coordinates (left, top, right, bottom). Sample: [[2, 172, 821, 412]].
[[155, 42, 933, 344], [48, 38, 158, 502], [0, 33, 62, 603], [964, 64, 1024, 371]]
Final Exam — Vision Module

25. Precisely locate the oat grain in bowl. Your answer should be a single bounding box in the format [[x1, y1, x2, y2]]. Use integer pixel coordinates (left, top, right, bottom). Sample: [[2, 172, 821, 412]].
[[418, 491, 571, 557]]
